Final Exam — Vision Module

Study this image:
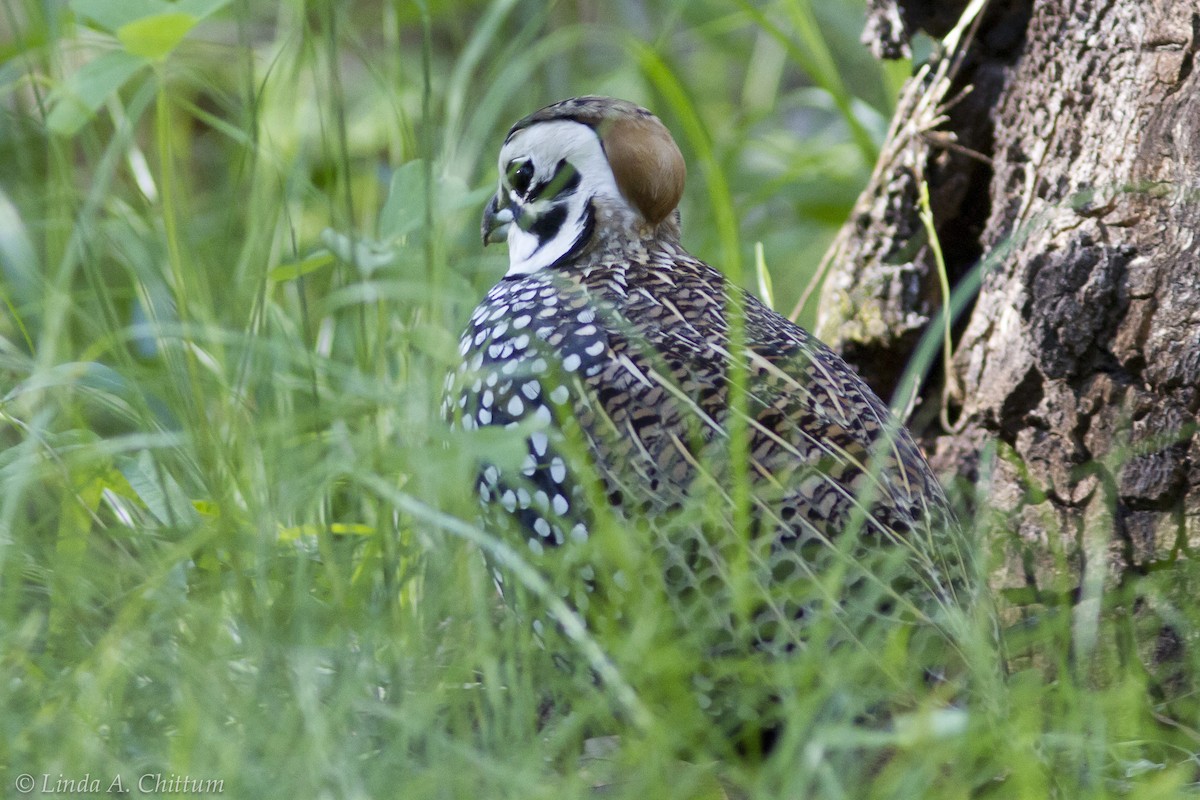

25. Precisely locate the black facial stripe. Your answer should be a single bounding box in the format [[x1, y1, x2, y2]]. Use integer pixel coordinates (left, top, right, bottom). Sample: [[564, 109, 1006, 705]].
[[524, 203, 567, 244], [527, 159, 580, 202], [506, 199, 594, 271], [557, 201, 595, 266]]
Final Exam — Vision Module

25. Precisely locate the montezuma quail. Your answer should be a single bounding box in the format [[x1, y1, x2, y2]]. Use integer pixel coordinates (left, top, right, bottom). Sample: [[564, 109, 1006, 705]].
[[446, 100, 960, 705], [449, 94, 952, 549]]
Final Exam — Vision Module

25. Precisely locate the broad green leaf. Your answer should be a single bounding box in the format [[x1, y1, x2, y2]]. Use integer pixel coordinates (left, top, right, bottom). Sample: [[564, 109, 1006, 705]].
[[117, 12, 197, 60], [378, 160, 492, 240], [46, 50, 145, 136], [175, 0, 233, 20], [117, 451, 201, 528], [378, 160, 428, 240], [442, 177, 493, 212], [0, 187, 40, 348], [320, 230, 398, 276], [72, 0, 229, 55], [269, 250, 336, 282], [0, 58, 28, 93], [71, 0, 168, 33], [192, 500, 219, 517]]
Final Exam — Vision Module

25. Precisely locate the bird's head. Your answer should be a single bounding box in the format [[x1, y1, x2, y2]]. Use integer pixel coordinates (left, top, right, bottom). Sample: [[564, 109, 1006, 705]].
[[482, 96, 686, 276]]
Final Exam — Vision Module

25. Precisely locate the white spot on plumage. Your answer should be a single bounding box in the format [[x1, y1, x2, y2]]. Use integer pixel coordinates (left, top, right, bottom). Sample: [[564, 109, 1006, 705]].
[[507, 395, 524, 416], [550, 385, 570, 404], [531, 431, 549, 457], [552, 494, 569, 515], [550, 458, 566, 484], [563, 354, 582, 372], [585, 340, 604, 356]]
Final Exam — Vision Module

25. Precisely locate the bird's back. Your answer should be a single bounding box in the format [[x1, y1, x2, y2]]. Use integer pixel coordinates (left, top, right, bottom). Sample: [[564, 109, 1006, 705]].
[[451, 233, 955, 562]]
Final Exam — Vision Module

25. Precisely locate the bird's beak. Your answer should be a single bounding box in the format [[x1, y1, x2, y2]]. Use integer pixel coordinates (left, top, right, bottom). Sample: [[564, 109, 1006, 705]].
[[481, 192, 515, 246]]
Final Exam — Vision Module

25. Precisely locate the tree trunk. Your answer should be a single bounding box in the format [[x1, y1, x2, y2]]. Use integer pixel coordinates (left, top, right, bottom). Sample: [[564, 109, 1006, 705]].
[[816, 0, 1199, 673]]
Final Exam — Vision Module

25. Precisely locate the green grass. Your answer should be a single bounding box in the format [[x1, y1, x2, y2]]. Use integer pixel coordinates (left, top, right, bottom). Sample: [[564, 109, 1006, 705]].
[[1, 1, 1198, 797]]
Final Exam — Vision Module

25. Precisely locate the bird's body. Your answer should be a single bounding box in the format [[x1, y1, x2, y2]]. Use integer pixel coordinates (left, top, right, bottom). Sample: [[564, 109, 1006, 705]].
[[445, 97, 968, 749], [453, 231, 950, 551], [449, 96, 953, 561]]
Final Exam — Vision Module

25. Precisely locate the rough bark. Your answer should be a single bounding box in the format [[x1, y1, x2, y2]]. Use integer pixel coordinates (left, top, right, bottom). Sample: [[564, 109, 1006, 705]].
[[817, 0, 1200, 679]]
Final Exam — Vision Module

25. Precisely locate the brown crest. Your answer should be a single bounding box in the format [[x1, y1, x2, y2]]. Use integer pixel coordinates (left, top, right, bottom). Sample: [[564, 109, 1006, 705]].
[[598, 111, 686, 225]]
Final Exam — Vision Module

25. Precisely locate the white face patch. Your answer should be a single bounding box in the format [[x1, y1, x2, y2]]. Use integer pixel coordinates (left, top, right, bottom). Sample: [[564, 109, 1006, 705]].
[[495, 120, 630, 276]]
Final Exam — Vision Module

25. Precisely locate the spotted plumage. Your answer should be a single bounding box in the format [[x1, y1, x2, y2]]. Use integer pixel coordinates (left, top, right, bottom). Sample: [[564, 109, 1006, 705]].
[[444, 98, 963, 700], [450, 94, 952, 550]]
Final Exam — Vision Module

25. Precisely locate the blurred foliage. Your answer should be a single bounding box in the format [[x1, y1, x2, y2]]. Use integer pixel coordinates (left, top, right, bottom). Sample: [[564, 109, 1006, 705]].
[[0, 1, 1197, 798]]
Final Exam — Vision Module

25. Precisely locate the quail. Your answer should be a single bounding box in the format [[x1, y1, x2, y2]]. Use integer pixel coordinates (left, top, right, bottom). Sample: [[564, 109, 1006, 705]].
[[448, 93, 952, 544], [442, 99, 967, 735]]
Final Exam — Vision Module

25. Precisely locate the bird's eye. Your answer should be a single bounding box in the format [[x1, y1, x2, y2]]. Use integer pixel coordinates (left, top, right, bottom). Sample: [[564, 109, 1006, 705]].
[[507, 159, 535, 195]]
